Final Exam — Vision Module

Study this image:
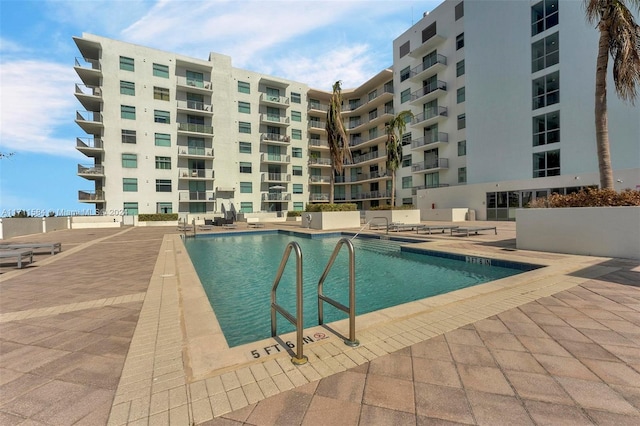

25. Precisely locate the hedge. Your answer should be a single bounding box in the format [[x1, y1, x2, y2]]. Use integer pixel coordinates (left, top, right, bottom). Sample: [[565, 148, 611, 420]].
[[527, 188, 640, 208], [305, 203, 357, 212], [138, 213, 179, 221]]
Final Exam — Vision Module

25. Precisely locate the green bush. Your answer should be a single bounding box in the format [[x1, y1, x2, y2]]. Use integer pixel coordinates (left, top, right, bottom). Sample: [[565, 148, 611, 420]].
[[305, 203, 357, 212], [287, 211, 302, 217], [138, 213, 179, 221], [527, 188, 640, 208]]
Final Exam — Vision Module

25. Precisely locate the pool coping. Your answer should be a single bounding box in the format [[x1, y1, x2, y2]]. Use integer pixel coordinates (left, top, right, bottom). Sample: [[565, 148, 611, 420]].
[[108, 228, 619, 424]]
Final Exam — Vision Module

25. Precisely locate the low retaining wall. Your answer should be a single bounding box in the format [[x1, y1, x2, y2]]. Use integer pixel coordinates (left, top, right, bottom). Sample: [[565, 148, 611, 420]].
[[516, 207, 640, 260], [364, 210, 421, 225], [421, 208, 470, 222], [301, 211, 360, 230]]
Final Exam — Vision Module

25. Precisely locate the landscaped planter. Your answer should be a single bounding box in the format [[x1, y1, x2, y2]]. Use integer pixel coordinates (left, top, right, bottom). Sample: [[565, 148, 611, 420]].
[[301, 211, 360, 230], [364, 210, 421, 226], [516, 207, 640, 260]]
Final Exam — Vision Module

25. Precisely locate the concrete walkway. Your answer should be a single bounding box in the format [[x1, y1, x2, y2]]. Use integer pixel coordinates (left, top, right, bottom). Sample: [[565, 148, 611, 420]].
[[0, 224, 638, 425]]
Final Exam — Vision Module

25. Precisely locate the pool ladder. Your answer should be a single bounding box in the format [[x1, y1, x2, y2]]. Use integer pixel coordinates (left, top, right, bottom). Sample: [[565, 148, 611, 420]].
[[270, 238, 359, 365]]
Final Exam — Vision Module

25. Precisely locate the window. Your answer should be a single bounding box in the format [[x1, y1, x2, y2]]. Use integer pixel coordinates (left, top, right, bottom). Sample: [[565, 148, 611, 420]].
[[154, 110, 170, 123], [291, 129, 302, 140], [532, 0, 559, 36], [457, 113, 466, 130], [122, 153, 137, 168], [240, 182, 252, 193], [400, 66, 411, 82], [123, 178, 138, 192], [234, 101, 250, 114], [122, 129, 136, 144], [368, 90, 377, 102], [293, 202, 304, 211], [120, 81, 135, 96], [456, 33, 465, 50], [291, 92, 301, 103], [156, 179, 172, 192], [155, 133, 171, 147], [292, 147, 303, 158], [456, 60, 465, 77], [458, 167, 467, 183], [533, 111, 560, 146], [239, 141, 252, 153], [458, 140, 467, 156], [121, 105, 135, 120], [532, 71, 559, 109], [239, 162, 252, 173], [455, 1, 464, 20], [154, 87, 170, 101], [123, 202, 138, 215], [155, 156, 171, 169], [402, 155, 411, 167], [533, 149, 560, 177], [399, 40, 410, 58], [157, 202, 172, 214], [291, 111, 301, 122], [369, 127, 378, 140], [422, 22, 437, 43], [153, 63, 169, 78], [402, 133, 412, 146], [400, 88, 411, 103], [239, 121, 251, 134], [402, 176, 413, 189], [119, 56, 134, 71], [457, 87, 465, 103], [238, 81, 250, 94], [240, 202, 253, 213], [293, 184, 303, 194], [402, 198, 413, 205], [532, 32, 559, 73], [293, 165, 303, 176]]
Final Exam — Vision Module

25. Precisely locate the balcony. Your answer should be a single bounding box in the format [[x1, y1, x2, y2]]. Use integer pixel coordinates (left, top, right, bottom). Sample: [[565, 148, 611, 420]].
[[178, 168, 215, 180], [177, 146, 214, 158], [176, 99, 212, 115], [75, 110, 103, 134], [348, 190, 393, 201], [409, 80, 447, 105], [346, 119, 363, 130], [177, 122, 213, 135], [262, 192, 291, 201], [260, 93, 290, 107], [409, 54, 447, 82], [308, 102, 328, 112], [74, 84, 102, 111], [348, 150, 386, 166], [260, 114, 290, 127], [409, 33, 446, 58], [76, 137, 103, 157], [349, 133, 386, 149], [309, 138, 329, 149], [410, 132, 449, 151], [308, 120, 326, 130], [411, 158, 449, 173], [78, 190, 104, 203], [411, 183, 450, 195], [336, 170, 388, 183], [261, 133, 290, 145], [412, 106, 448, 128], [176, 76, 212, 93], [77, 164, 104, 179], [309, 193, 330, 202], [74, 56, 102, 86], [262, 173, 291, 183], [309, 176, 331, 184], [178, 191, 215, 201], [260, 153, 290, 164], [308, 157, 332, 166]]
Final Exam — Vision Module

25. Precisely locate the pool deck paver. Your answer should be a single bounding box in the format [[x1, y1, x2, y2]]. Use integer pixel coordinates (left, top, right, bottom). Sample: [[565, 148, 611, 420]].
[[0, 222, 638, 425]]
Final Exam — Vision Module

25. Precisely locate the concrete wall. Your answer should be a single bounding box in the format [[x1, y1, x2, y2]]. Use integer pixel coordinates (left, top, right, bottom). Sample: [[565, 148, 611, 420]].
[[516, 207, 640, 260], [421, 208, 469, 222], [302, 211, 360, 230], [364, 210, 421, 225], [0, 218, 44, 239], [71, 216, 122, 229]]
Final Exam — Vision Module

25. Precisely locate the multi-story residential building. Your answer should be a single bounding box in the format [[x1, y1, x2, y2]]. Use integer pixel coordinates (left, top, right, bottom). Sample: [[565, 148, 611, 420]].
[[394, 0, 638, 220], [74, 0, 638, 221]]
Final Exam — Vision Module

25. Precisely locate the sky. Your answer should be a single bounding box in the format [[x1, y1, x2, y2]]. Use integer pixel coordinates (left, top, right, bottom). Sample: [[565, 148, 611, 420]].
[[0, 0, 441, 217]]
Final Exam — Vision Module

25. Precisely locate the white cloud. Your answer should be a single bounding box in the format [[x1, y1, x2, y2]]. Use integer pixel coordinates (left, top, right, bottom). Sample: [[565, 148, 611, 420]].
[[0, 60, 80, 157]]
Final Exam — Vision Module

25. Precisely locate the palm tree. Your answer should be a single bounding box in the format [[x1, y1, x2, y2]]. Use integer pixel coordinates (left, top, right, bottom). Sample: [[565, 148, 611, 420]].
[[385, 110, 414, 207], [585, 0, 640, 189], [326, 81, 351, 203]]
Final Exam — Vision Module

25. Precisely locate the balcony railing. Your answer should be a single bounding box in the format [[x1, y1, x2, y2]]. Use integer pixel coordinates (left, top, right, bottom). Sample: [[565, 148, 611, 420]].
[[75, 57, 101, 71], [411, 158, 449, 172], [260, 153, 290, 163], [411, 132, 449, 149], [309, 193, 330, 201], [346, 119, 363, 130], [308, 102, 329, 111], [335, 170, 388, 183], [178, 191, 215, 201], [77, 164, 104, 175], [348, 150, 386, 165], [75, 83, 101, 97], [409, 54, 447, 79], [177, 147, 214, 157], [262, 173, 291, 182], [261, 114, 290, 124], [78, 190, 104, 201], [178, 168, 214, 179], [262, 133, 290, 143], [76, 110, 103, 123], [348, 190, 393, 200], [308, 120, 326, 129], [262, 192, 291, 201], [309, 138, 328, 148], [176, 76, 212, 89], [260, 93, 290, 105], [309, 176, 331, 183], [413, 106, 448, 124], [410, 80, 447, 102], [176, 99, 210, 111], [309, 157, 332, 166], [177, 122, 213, 134], [76, 137, 103, 150], [411, 183, 450, 195]]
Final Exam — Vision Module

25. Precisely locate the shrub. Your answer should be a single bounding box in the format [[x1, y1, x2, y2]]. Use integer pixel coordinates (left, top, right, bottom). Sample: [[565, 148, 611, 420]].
[[138, 213, 179, 221], [287, 211, 302, 217], [527, 188, 640, 208], [305, 203, 357, 212]]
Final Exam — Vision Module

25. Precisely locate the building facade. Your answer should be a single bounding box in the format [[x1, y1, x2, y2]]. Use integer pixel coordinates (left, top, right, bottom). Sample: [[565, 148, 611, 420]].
[[75, 0, 639, 220]]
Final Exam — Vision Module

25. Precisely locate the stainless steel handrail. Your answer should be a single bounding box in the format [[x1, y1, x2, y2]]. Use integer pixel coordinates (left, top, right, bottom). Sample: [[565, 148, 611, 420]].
[[317, 238, 359, 347], [270, 242, 308, 365], [373, 216, 389, 235]]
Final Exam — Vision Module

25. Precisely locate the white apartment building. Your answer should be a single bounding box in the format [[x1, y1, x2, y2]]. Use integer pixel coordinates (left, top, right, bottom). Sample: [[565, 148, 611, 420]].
[[75, 0, 638, 221], [394, 0, 639, 220]]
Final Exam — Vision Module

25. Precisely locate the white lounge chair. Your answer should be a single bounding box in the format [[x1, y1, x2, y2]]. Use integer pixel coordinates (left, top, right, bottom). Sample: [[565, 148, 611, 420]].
[[0, 242, 61, 255], [450, 226, 497, 236], [0, 248, 33, 268]]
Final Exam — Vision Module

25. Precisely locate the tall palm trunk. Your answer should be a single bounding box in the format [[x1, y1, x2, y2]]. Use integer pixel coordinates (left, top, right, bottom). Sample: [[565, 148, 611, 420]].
[[595, 25, 614, 189]]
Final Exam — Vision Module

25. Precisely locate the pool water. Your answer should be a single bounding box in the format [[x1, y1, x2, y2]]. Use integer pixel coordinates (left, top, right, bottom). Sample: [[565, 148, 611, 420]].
[[184, 232, 523, 347]]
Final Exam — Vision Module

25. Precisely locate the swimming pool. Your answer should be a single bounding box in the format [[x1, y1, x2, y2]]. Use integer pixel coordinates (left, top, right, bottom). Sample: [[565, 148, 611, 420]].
[[184, 231, 536, 347]]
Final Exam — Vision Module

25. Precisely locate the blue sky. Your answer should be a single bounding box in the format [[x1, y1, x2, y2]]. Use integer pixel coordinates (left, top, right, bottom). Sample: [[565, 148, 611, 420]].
[[0, 0, 441, 217]]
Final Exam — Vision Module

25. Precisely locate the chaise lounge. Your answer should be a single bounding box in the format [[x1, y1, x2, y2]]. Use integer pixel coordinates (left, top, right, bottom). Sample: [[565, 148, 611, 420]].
[[416, 225, 460, 235], [0, 248, 34, 268], [0, 242, 61, 255], [450, 226, 497, 237]]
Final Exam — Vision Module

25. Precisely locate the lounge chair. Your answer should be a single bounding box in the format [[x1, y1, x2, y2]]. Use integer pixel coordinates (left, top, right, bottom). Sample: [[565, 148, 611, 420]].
[[0, 242, 61, 255], [389, 223, 421, 232], [0, 248, 33, 268], [416, 225, 459, 235], [450, 226, 497, 237]]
